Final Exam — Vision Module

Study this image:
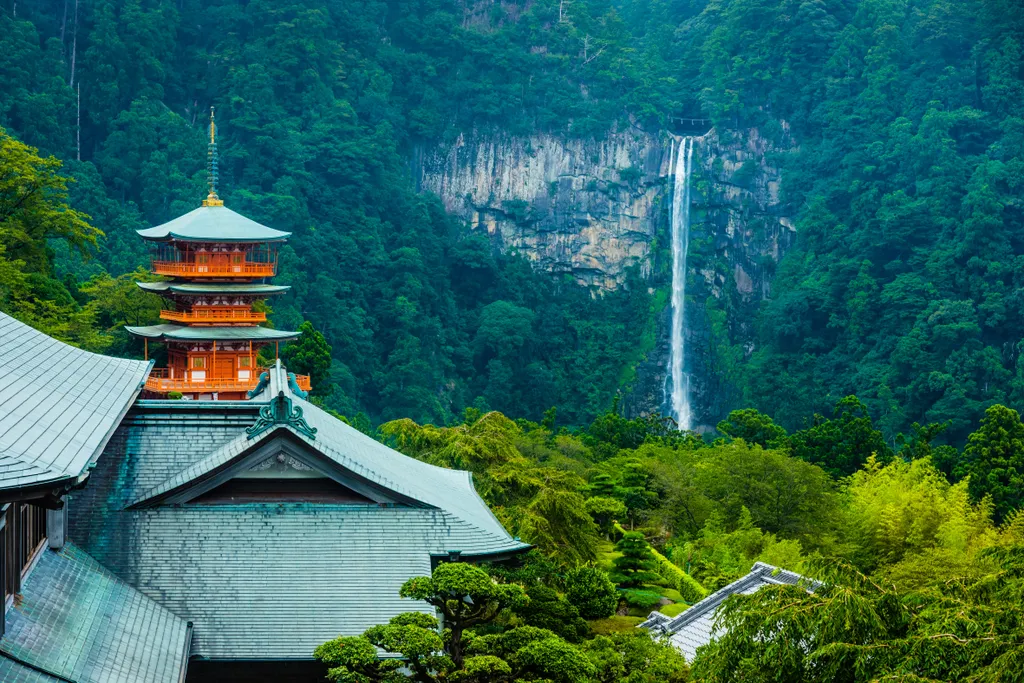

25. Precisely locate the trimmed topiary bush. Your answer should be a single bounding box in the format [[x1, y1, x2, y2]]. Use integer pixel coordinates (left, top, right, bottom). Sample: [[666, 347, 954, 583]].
[[564, 566, 618, 620]]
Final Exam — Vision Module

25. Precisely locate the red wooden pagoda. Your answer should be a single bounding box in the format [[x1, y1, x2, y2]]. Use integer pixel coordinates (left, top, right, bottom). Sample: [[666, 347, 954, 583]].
[[127, 109, 309, 399]]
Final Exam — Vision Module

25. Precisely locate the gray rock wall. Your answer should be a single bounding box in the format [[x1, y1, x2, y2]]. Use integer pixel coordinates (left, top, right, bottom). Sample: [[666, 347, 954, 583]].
[[415, 126, 796, 424]]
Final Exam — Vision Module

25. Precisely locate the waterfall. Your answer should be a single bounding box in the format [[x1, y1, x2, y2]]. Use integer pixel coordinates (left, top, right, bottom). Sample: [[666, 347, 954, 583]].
[[665, 136, 694, 430]]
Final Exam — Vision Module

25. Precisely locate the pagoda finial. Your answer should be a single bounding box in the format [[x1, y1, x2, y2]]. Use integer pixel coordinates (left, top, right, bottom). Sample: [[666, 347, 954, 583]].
[[202, 106, 223, 207]]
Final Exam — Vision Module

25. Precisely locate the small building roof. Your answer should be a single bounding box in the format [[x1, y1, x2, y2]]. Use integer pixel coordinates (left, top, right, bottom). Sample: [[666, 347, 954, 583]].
[[137, 205, 291, 243], [69, 363, 529, 660], [125, 324, 299, 342], [0, 543, 191, 683], [0, 313, 151, 496], [137, 282, 290, 296], [639, 562, 807, 661]]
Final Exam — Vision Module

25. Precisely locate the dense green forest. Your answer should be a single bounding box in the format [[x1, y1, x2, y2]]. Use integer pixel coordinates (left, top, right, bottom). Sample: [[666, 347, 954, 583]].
[[2, 0, 1023, 442], [3, 0, 1024, 679], [310, 400, 1024, 681]]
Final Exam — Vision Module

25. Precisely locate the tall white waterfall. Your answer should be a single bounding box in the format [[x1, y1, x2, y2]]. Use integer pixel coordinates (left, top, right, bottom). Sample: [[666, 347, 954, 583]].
[[665, 136, 695, 430]]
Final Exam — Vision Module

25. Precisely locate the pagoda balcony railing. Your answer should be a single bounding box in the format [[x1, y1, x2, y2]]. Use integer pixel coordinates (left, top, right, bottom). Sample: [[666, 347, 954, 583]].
[[159, 308, 267, 324], [151, 260, 276, 278], [145, 367, 312, 394]]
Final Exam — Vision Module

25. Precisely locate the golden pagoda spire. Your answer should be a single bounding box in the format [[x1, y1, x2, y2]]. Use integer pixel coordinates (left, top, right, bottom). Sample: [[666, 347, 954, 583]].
[[202, 106, 223, 206]]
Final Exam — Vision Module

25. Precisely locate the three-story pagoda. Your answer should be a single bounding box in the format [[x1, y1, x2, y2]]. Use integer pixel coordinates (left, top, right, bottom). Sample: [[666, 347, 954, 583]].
[[126, 109, 308, 399]]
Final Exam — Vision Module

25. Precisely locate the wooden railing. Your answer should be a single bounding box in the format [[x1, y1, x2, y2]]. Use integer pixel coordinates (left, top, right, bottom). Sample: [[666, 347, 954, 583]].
[[151, 260, 276, 277], [159, 308, 266, 324], [145, 367, 313, 394]]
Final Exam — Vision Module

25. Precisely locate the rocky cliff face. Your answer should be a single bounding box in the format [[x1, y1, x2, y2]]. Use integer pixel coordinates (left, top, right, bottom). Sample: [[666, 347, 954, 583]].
[[416, 129, 669, 290], [415, 126, 796, 424]]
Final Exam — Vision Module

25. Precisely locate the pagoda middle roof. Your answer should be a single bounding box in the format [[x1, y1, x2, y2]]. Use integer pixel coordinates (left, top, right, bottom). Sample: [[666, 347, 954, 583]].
[[125, 324, 299, 342], [137, 281, 290, 295], [137, 204, 291, 243]]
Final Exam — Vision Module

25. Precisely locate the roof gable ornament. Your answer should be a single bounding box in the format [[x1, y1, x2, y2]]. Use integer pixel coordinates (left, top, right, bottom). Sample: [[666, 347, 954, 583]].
[[246, 391, 317, 441]]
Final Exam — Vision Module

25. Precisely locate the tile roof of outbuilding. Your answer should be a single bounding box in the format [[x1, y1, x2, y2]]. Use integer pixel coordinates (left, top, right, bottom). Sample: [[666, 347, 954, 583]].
[[639, 562, 807, 661], [0, 543, 190, 683], [69, 362, 529, 660], [0, 313, 151, 493]]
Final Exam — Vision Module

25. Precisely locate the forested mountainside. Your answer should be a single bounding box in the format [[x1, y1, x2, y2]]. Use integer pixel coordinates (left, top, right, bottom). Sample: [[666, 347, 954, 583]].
[[2, 0, 1024, 444]]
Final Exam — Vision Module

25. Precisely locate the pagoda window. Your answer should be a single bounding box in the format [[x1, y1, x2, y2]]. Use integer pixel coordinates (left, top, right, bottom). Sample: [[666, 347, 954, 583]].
[[192, 357, 206, 369]]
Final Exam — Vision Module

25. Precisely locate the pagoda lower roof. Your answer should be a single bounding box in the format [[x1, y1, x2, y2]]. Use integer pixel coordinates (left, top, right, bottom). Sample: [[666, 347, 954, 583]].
[[137, 281, 290, 295], [137, 205, 291, 243], [125, 324, 299, 342]]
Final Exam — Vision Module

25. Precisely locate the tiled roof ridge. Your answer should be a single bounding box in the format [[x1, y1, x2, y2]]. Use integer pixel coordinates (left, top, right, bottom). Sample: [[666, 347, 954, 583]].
[[644, 562, 807, 636]]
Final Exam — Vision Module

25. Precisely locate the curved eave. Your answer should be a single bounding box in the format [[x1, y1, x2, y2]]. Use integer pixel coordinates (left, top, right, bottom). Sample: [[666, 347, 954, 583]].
[[136, 205, 291, 243], [125, 324, 299, 342], [137, 232, 291, 244], [136, 282, 291, 295]]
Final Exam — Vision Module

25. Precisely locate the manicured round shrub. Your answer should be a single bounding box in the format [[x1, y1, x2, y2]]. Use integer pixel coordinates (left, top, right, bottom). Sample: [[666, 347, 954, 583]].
[[564, 566, 618, 619]]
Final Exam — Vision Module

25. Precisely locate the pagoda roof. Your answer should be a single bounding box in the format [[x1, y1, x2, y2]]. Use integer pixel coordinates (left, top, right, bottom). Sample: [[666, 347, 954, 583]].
[[0, 312, 151, 497], [137, 205, 291, 243], [0, 543, 191, 683], [125, 323, 299, 342], [68, 362, 529, 660], [137, 281, 290, 295]]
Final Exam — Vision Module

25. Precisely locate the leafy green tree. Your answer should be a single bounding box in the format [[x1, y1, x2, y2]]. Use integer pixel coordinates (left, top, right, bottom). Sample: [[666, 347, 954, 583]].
[[563, 566, 618, 620], [515, 585, 590, 642], [717, 408, 788, 448], [0, 127, 108, 350], [693, 550, 1024, 682], [582, 631, 689, 683], [610, 532, 660, 588], [959, 404, 1024, 522], [842, 455, 998, 582], [399, 562, 527, 669], [691, 442, 837, 543], [585, 496, 626, 537], [789, 396, 893, 478], [282, 320, 333, 394]]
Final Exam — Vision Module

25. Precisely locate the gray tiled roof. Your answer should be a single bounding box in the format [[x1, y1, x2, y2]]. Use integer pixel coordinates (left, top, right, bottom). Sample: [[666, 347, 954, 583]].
[[0, 313, 151, 493], [70, 364, 528, 660], [124, 324, 299, 341], [136, 205, 291, 242], [0, 658, 61, 682], [0, 543, 190, 683], [639, 562, 806, 661]]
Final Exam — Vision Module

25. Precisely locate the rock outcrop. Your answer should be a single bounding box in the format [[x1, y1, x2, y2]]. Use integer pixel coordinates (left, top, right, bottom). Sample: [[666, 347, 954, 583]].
[[415, 125, 796, 424]]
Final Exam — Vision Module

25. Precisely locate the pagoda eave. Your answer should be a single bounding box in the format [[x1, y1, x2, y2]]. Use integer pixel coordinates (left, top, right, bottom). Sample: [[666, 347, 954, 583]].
[[136, 282, 291, 296], [125, 324, 299, 342], [136, 205, 291, 243]]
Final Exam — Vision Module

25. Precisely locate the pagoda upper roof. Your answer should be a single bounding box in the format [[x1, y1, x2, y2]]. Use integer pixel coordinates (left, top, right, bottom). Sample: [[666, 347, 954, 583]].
[[0, 312, 151, 497], [137, 281, 290, 295], [137, 204, 291, 243], [125, 323, 299, 342]]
